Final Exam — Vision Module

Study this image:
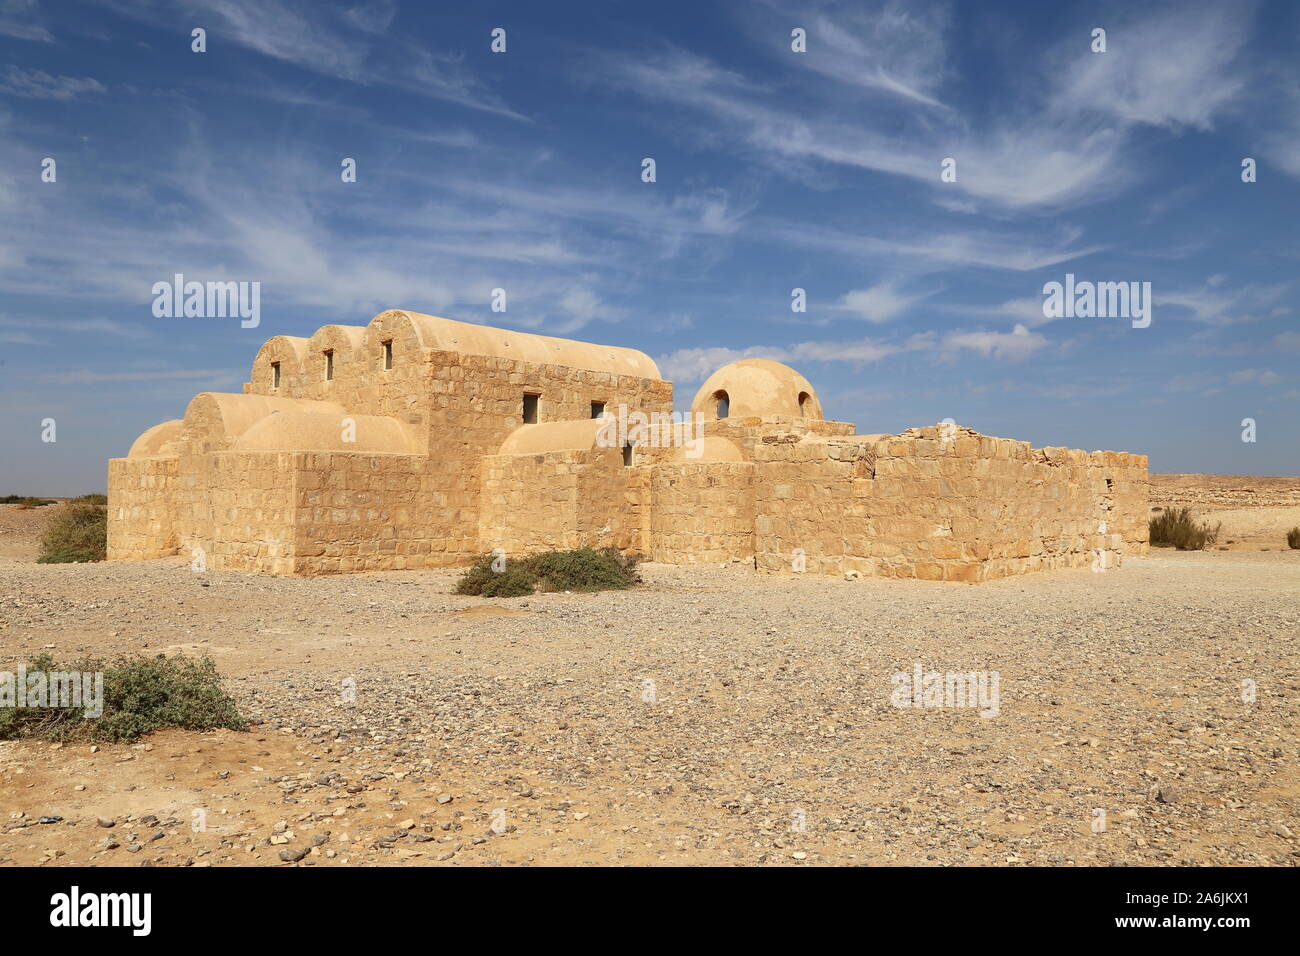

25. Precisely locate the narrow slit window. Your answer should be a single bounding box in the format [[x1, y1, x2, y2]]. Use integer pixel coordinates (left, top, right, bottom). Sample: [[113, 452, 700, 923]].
[[324, 350, 334, 381], [715, 390, 729, 419], [798, 391, 810, 416], [271, 361, 281, 389], [591, 401, 606, 419], [382, 340, 393, 370], [522, 393, 539, 424], [622, 442, 634, 467]]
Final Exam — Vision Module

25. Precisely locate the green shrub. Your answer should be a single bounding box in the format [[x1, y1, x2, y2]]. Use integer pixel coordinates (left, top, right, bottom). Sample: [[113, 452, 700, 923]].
[[36, 501, 107, 563], [72, 493, 108, 505], [1287, 527, 1300, 550], [454, 547, 640, 597], [0, 653, 248, 743], [15, 497, 55, 509], [1149, 507, 1221, 550]]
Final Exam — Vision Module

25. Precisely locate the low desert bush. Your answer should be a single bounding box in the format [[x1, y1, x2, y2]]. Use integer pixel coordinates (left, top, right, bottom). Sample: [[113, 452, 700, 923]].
[[37, 501, 107, 563], [14, 497, 55, 509], [72, 493, 108, 505], [1287, 527, 1300, 550], [455, 547, 640, 597], [0, 653, 248, 743], [1149, 507, 1221, 550]]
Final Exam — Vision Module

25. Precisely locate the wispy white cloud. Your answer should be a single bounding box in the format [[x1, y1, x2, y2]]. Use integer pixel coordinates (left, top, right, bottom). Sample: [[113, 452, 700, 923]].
[[1051, 5, 1249, 131], [0, 66, 105, 99], [834, 282, 930, 323], [601, 2, 1254, 212], [113, 0, 525, 119], [939, 323, 1047, 362], [0, 0, 52, 42], [1156, 281, 1293, 326], [1229, 368, 1282, 386]]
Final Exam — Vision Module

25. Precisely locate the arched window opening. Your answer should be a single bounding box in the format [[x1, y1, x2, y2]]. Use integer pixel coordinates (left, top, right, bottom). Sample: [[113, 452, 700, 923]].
[[715, 390, 729, 419]]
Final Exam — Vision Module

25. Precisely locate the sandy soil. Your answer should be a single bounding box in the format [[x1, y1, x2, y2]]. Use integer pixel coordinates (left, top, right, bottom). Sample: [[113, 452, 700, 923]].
[[1151, 474, 1300, 551], [1, 483, 1297, 868]]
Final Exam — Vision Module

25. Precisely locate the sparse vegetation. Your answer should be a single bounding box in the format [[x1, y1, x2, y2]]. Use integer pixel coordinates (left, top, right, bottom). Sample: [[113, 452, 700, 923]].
[[1149, 507, 1221, 550], [1287, 527, 1300, 550], [0, 653, 248, 743], [455, 547, 641, 598], [72, 493, 108, 505], [36, 501, 107, 563], [12, 497, 55, 509]]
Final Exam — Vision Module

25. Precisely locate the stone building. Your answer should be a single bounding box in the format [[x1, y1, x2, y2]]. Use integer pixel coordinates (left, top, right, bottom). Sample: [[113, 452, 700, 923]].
[[108, 310, 1149, 580]]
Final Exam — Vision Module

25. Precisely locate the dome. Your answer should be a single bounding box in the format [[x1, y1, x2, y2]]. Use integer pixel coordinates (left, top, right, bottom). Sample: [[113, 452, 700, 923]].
[[689, 359, 824, 420], [127, 419, 184, 458]]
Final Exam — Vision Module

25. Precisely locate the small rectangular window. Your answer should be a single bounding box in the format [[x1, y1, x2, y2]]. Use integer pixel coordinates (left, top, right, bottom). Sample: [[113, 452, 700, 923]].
[[622, 442, 634, 467], [591, 401, 606, 419], [522, 393, 539, 424], [382, 340, 393, 370], [324, 350, 334, 381], [271, 361, 281, 389]]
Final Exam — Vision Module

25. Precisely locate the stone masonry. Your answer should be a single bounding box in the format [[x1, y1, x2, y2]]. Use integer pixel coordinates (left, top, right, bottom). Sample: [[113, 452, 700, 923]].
[[108, 310, 1149, 580]]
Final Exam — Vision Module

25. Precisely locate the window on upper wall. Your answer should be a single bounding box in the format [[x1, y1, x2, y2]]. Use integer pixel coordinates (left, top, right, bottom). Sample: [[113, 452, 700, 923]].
[[591, 401, 606, 419], [271, 361, 281, 389], [324, 350, 334, 381], [382, 340, 393, 370], [714, 390, 729, 419], [622, 442, 634, 467], [798, 391, 810, 416], [523, 393, 540, 424]]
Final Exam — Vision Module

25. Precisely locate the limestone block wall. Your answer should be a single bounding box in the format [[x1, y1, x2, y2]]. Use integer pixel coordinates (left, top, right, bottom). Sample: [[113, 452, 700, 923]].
[[106, 456, 179, 560], [479, 447, 637, 557], [753, 435, 877, 575], [649, 462, 755, 563], [199, 451, 299, 575], [753, 427, 1149, 581], [424, 350, 671, 562], [292, 452, 444, 574], [700, 416, 856, 460]]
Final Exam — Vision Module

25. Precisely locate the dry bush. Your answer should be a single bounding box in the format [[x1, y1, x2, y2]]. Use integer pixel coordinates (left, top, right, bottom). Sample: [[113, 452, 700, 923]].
[[1149, 507, 1221, 550]]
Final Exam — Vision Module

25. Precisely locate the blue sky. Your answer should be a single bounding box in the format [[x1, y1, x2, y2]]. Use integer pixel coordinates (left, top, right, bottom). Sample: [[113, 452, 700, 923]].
[[1, 0, 1297, 495]]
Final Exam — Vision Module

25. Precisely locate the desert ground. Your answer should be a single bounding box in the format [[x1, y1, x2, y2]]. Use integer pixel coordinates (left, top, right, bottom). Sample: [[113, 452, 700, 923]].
[[1, 475, 1297, 867]]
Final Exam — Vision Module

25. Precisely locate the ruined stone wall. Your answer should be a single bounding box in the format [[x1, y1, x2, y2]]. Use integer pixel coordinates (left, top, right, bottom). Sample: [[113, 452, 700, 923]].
[[106, 456, 179, 560], [698, 416, 856, 460], [754, 427, 1149, 581], [649, 462, 755, 564]]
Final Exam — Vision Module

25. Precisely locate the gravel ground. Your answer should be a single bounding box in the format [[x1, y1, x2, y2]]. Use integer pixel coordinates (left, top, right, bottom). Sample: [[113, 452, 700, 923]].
[[2, 543, 1297, 867]]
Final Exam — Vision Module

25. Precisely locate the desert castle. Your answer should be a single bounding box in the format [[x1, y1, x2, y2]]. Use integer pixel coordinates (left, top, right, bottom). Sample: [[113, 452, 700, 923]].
[[108, 310, 1149, 580]]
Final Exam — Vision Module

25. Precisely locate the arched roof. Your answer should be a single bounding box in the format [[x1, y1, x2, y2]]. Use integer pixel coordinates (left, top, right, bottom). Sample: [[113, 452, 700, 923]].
[[234, 411, 418, 454], [183, 393, 346, 443], [371, 310, 662, 380], [669, 436, 746, 463], [690, 358, 824, 420], [497, 418, 609, 456]]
